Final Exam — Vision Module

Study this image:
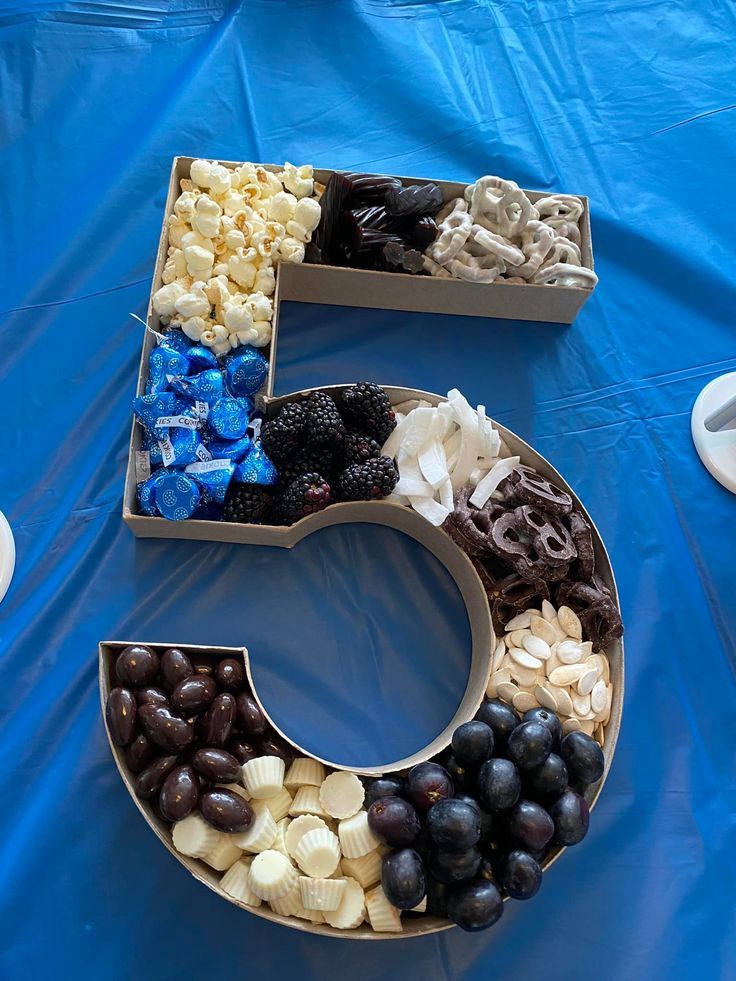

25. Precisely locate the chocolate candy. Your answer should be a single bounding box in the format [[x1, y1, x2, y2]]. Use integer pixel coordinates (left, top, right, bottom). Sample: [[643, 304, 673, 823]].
[[138, 704, 194, 753], [115, 645, 159, 687], [227, 737, 259, 764], [171, 675, 217, 715], [134, 755, 180, 799], [160, 765, 199, 822], [160, 648, 194, 693], [385, 182, 444, 217], [214, 658, 246, 692], [259, 732, 295, 766], [200, 788, 253, 833], [235, 692, 267, 736], [125, 733, 156, 773], [191, 656, 217, 676], [135, 686, 169, 708], [200, 693, 236, 747], [191, 748, 242, 783], [105, 688, 137, 746]]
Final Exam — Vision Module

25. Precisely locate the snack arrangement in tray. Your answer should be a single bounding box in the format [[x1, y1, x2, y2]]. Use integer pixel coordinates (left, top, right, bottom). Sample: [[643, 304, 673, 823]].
[[110, 154, 620, 939]]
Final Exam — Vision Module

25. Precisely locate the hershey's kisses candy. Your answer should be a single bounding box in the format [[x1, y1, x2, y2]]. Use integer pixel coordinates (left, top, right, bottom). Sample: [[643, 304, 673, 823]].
[[185, 460, 236, 505], [224, 346, 269, 398], [186, 345, 219, 373], [171, 369, 224, 406], [208, 397, 251, 439], [141, 427, 164, 466], [132, 392, 178, 430], [147, 345, 190, 396], [160, 328, 193, 353], [154, 472, 201, 521], [206, 434, 251, 462], [137, 470, 166, 516], [234, 441, 278, 486]]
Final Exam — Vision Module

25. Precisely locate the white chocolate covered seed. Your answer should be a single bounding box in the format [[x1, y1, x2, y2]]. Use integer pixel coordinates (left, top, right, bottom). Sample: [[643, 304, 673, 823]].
[[293, 827, 341, 878], [220, 858, 262, 907], [172, 814, 219, 859], [289, 784, 328, 818], [323, 876, 366, 930], [340, 849, 383, 889], [319, 772, 365, 820], [249, 850, 298, 901], [201, 835, 242, 871], [338, 810, 381, 859], [284, 757, 325, 788], [365, 885, 403, 933], [232, 807, 277, 853], [285, 814, 329, 857], [242, 756, 285, 799], [299, 876, 347, 911], [251, 786, 293, 822]]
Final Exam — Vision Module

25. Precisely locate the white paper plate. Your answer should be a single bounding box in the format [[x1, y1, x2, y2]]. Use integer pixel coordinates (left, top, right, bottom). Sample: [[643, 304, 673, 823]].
[[692, 372, 736, 494], [0, 511, 15, 605]]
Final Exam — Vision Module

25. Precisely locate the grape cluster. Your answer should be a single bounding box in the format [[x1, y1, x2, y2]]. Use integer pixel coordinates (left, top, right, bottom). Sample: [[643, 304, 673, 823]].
[[367, 699, 604, 931]]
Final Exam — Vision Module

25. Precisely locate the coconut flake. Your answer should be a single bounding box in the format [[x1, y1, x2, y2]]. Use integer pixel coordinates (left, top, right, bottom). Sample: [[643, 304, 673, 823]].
[[468, 456, 521, 508], [409, 496, 450, 526], [395, 478, 435, 498]]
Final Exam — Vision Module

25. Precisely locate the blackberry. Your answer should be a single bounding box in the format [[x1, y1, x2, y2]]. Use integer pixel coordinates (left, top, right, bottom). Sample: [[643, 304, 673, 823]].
[[273, 473, 332, 524], [279, 446, 337, 485], [342, 430, 382, 467], [341, 382, 396, 446], [223, 483, 272, 524], [339, 456, 398, 501], [261, 402, 307, 463], [303, 391, 345, 448]]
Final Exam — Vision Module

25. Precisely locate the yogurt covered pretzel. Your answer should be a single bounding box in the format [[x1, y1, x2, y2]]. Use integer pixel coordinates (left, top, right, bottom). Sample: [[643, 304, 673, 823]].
[[425, 174, 595, 290], [428, 199, 473, 265]]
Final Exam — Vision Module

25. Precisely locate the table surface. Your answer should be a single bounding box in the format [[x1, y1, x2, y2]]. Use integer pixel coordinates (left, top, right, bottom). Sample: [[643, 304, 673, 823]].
[[1, 2, 735, 979]]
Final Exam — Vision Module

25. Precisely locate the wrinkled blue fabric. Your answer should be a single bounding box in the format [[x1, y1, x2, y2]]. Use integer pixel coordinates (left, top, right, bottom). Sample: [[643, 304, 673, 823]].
[[1, 2, 735, 979]]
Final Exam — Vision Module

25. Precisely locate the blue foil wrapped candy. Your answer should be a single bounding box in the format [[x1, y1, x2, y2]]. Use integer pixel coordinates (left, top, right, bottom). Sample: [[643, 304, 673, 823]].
[[205, 434, 251, 462], [185, 459, 236, 505], [171, 369, 224, 406], [132, 392, 178, 430], [158, 425, 204, 467], [159, 328, 193, 354], [224, 346, 269, 398], [154, 472, 201, 521], [146, 345, 190, 395], [137, 470, 166, 516], [234, 441, 279, 486], [208, 397, 252, 439], [141, 428, 164, 467], [186, 345, 219, 373]]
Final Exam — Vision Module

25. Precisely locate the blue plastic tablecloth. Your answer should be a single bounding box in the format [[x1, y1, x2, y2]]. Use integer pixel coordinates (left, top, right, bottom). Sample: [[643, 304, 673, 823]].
[[1, 2, 735, 978]]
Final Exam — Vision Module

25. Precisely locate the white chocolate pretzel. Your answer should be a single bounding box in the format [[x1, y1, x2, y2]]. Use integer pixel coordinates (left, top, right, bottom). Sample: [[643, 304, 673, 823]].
[[535, 194, 584, 223], [429, 199, 473, 265]]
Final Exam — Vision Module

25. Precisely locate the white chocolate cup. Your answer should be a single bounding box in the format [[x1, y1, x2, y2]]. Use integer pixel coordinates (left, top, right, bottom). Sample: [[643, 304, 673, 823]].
[[293, 827, 341, 878], [319, 772, 365, 819], [323, 876, 366, 930], [284, 757, 325, 789], [242, 756, 285, 799], [299, 876, 347, 912], [249, 850, 298, 901], [338, 810, 380, 859], [285, 814, 328, 857]]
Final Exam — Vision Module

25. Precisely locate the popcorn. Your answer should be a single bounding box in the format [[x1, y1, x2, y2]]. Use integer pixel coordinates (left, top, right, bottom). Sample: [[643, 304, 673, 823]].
[[191, 195, 222, 238], [175, 282, 211, 319], [208, 164, 232, 197], [173, 191, 199, 222], [153, 282, 187, 317], [279, 237, 305, 264], [267, 191, 297, 225], [279, 162, 314, 199], [285, 197, 321, 242], [190, 158, 215, 188], [155, 158, 320, 351], [254, 266, 275, 296], [180, 316, 210, 341]]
